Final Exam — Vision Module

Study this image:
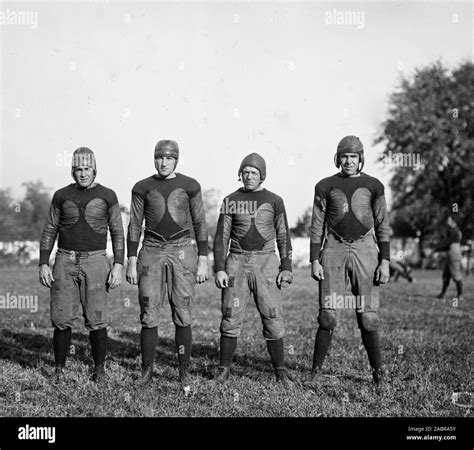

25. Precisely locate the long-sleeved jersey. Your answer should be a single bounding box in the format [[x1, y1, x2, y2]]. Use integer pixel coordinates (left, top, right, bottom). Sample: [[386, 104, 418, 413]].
[[213, 188, 292, 272], [436, 225, 462, 251], [39, 184, 124, 265], [127, 173, 208, 257], [310, 172, 390, 261]]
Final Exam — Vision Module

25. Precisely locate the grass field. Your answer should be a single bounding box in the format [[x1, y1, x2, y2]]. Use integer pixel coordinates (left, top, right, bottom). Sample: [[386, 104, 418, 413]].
[[0, 266, 472, 417]]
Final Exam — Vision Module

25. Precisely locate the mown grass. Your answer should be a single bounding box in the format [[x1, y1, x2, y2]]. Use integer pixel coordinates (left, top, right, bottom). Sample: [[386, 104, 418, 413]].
[[0, 266, 472, 417]]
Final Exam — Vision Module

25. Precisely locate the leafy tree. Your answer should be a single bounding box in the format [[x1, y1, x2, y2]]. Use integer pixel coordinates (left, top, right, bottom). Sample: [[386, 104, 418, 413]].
[[0, 181, 52, 242], [0, 189, 18, 241], [375, 60, 474, 248], [18, 181, 52, 240], [290, 206, 312, 237]]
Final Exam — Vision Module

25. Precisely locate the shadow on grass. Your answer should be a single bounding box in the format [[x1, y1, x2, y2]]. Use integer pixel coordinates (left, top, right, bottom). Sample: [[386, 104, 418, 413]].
[[117, 331, 274, 380], [1, 327, 280, 382]]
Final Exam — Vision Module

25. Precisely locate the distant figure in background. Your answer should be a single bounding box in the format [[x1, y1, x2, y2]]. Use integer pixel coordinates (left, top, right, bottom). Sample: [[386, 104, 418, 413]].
[[389, 260, 414, 282], [436, 215, 463, 301], [18, 244, 30, 266], [39, 147, 124, 383]]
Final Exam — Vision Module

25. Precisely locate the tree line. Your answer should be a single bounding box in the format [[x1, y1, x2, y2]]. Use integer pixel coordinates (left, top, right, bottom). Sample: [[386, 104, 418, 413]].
[[1, 61, 472, 252], [291, 60, 473, 250]]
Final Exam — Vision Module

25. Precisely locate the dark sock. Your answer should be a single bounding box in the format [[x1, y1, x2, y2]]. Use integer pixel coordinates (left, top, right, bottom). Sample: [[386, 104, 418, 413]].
[[219, 336, 237, 367], [175, 325, 192, 370], [455, 280, 463, 297], [89, 328, 107, 367], [440, 277, 450, 295], [361, 330, 382, 371], [266, 338, 285, 369], [53, 327, 71, 368], [312, 327, 333, 370], [141, 326, 158, 367]]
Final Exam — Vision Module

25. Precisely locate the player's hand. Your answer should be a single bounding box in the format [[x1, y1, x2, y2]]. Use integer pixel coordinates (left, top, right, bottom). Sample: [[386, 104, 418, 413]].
[[108, 263, 123, 289], [39, 264, 54, 288], [215, 271, 229, 289], [375, 259, 390, 285], [277, 270, 293, 289], [311, 260, 324, 281], [126, 257, 138, 285], [196, 256, 208, 284]]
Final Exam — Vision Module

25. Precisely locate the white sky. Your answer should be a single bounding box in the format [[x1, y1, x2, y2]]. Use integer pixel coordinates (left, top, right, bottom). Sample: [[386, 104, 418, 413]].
[[1, 0, 472, 226]]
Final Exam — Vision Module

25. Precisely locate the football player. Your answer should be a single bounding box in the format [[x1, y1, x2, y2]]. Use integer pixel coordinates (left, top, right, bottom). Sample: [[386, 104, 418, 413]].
[[39, 147, 124, 383], [436, 215, 463, 301], [389, 260, 414, 283], [126, 140, 208, 390], [213, 153, 294, 387], [308, 136, 390, 388]]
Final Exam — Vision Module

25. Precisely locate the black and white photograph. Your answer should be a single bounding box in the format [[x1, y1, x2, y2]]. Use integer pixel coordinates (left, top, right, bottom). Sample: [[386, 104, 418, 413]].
[[0, 0, 472, 448]]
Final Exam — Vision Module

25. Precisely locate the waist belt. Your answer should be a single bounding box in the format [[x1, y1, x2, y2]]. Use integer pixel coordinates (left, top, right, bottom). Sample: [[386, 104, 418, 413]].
[[328, 228, 374, 244], [58, 248, 105, 258], [229, 248, 275, 264], [143, 241, 192, 249], [229, 248, 275, 255], [144, 229, 191, 242]]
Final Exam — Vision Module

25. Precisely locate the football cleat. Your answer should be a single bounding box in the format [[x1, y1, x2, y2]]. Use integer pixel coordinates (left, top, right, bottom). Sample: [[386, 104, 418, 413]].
[[92, 365, 106, 383], [135, 365, 153, 386], [50, 367, 65, 384], [274, 367, 294, 389], [213, 366, 231, 383]]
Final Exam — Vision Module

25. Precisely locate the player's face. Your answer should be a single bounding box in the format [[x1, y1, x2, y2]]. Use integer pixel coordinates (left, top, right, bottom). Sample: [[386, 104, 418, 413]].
[[339, 153, 360, 176], [73, 165, 95, 188], [241, 166, 262, 191], [155, 156, 177, 178]]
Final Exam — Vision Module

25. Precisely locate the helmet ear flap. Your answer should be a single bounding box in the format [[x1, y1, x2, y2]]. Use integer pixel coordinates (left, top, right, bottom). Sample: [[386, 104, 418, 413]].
[[334, 154, 340, 168], [359, 153, 365, 172]]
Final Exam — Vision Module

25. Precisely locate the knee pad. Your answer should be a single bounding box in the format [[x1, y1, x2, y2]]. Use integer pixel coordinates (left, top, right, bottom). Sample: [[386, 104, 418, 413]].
[[172, 308, 192, 328], [357, 312, 379, 332], [220, 318, 241, 338], [262, 319, 285, 340], [318, 309, 337, 330]]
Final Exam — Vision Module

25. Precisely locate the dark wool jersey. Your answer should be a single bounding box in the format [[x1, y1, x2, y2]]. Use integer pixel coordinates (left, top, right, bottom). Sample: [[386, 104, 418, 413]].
[[310, 172, 390, 261], [213, 188, 292, 272], [127, 173, 208, 257], [39, 184, 125, 265], [437, 225, 462, 251]]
